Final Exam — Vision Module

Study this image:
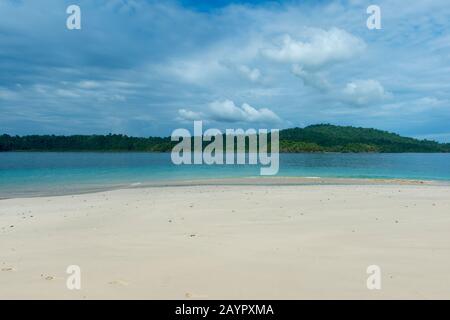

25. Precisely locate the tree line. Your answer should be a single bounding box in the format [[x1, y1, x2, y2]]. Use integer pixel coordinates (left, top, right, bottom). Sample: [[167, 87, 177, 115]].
[[1, 124, 449, 153]]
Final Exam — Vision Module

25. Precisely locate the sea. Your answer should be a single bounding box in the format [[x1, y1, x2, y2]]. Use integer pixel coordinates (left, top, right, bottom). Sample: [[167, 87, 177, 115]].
[[1, 152, 450, 198]]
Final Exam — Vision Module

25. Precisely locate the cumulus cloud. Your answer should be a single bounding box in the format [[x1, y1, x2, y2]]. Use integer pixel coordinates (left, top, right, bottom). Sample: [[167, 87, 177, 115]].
[[178, 100, 282, 124], [263, 28, 365, 94], [291, 64, 330, 91], [209, 100, 281, 123], [1, 0, 450, 139], [263, 28, 366, 69], [342, 79, 391, 106], [177, 109, 203, 121]]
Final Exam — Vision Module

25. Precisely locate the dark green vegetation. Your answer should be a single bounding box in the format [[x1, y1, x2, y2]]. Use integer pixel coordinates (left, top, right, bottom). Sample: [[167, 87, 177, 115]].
[[279, 125, 450, 152], [1, 124, 449, 153]]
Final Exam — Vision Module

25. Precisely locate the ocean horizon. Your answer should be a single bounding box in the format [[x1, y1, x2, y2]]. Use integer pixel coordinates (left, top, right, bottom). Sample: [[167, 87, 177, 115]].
[[1, 152, 450, 198]]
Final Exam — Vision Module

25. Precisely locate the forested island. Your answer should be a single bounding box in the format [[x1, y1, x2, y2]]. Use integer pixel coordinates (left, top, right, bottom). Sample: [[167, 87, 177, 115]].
[[1, 124, 449, 153]]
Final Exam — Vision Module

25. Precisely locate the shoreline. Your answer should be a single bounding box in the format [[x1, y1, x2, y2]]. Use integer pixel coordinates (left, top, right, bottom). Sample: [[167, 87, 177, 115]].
[[1, 176, 449, 200], [1, 183, 450, 299]]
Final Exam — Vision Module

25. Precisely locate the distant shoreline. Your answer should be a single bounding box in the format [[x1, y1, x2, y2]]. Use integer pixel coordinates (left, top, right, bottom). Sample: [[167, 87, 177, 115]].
[[2, 124, 450, 153]]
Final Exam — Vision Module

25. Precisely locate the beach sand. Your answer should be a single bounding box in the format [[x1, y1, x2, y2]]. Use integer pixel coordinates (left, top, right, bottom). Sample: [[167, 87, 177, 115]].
[[1, 179, 450, 299]]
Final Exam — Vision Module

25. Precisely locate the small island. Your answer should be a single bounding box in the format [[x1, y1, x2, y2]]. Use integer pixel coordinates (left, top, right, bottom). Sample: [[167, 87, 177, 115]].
[[1, 124, 449, 153]]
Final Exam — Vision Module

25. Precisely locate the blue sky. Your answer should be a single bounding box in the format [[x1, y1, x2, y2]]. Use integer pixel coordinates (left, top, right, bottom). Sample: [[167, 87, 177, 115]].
[[0, 0, 449, 141]]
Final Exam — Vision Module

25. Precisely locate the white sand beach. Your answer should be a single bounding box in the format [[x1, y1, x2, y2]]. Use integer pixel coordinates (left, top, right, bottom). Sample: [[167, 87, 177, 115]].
[[1, 179, 450, 299]]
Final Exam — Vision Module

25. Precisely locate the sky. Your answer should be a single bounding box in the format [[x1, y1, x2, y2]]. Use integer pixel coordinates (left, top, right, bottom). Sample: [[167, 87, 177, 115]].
[[0, 0, 449, 141]]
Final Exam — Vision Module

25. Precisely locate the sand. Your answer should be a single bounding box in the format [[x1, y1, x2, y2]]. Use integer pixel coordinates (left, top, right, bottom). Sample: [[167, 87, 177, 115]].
[[1, 179, 450, 299]]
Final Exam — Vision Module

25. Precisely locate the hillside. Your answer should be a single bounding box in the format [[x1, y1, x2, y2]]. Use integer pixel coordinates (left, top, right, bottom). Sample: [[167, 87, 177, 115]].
[[1, 124, 449, 153], [279, 124, 450, 152]]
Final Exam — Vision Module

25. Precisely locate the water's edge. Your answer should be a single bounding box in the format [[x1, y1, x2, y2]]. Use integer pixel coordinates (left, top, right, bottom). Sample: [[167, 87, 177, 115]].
[[1, 176, 448, 200]]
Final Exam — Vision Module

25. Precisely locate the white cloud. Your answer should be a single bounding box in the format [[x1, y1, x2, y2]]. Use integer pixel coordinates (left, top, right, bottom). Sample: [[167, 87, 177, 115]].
[[209, 100, 281, 123], [263, 28, 366, 69], [178, 100, 282, 124], [238, 65, 262, 82], [342, 79, 391, 106], [292, 64, 330, 91], [2, 0, 450, 137], [177, 109, 203, 121]]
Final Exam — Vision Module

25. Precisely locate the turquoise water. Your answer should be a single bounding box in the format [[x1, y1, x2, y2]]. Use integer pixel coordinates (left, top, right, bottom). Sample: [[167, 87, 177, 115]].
[[1, 152, 450, 198]]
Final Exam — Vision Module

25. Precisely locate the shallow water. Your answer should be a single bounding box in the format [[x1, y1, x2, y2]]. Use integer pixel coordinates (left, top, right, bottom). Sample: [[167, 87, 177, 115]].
[[1, 152, 449, 197]]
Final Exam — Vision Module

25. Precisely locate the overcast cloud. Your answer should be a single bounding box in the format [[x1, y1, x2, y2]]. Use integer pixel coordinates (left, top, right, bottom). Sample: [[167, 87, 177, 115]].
[[0, 0, 449, 141]]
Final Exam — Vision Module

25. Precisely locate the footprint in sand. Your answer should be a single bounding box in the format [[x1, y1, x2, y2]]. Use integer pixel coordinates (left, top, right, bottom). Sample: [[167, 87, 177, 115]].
[[40, 273, 65, 281], [40, 274, 55, 280], [1, 267, 15, 272], [185, 292, 208, 299], [108, 280, 130, 286]]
